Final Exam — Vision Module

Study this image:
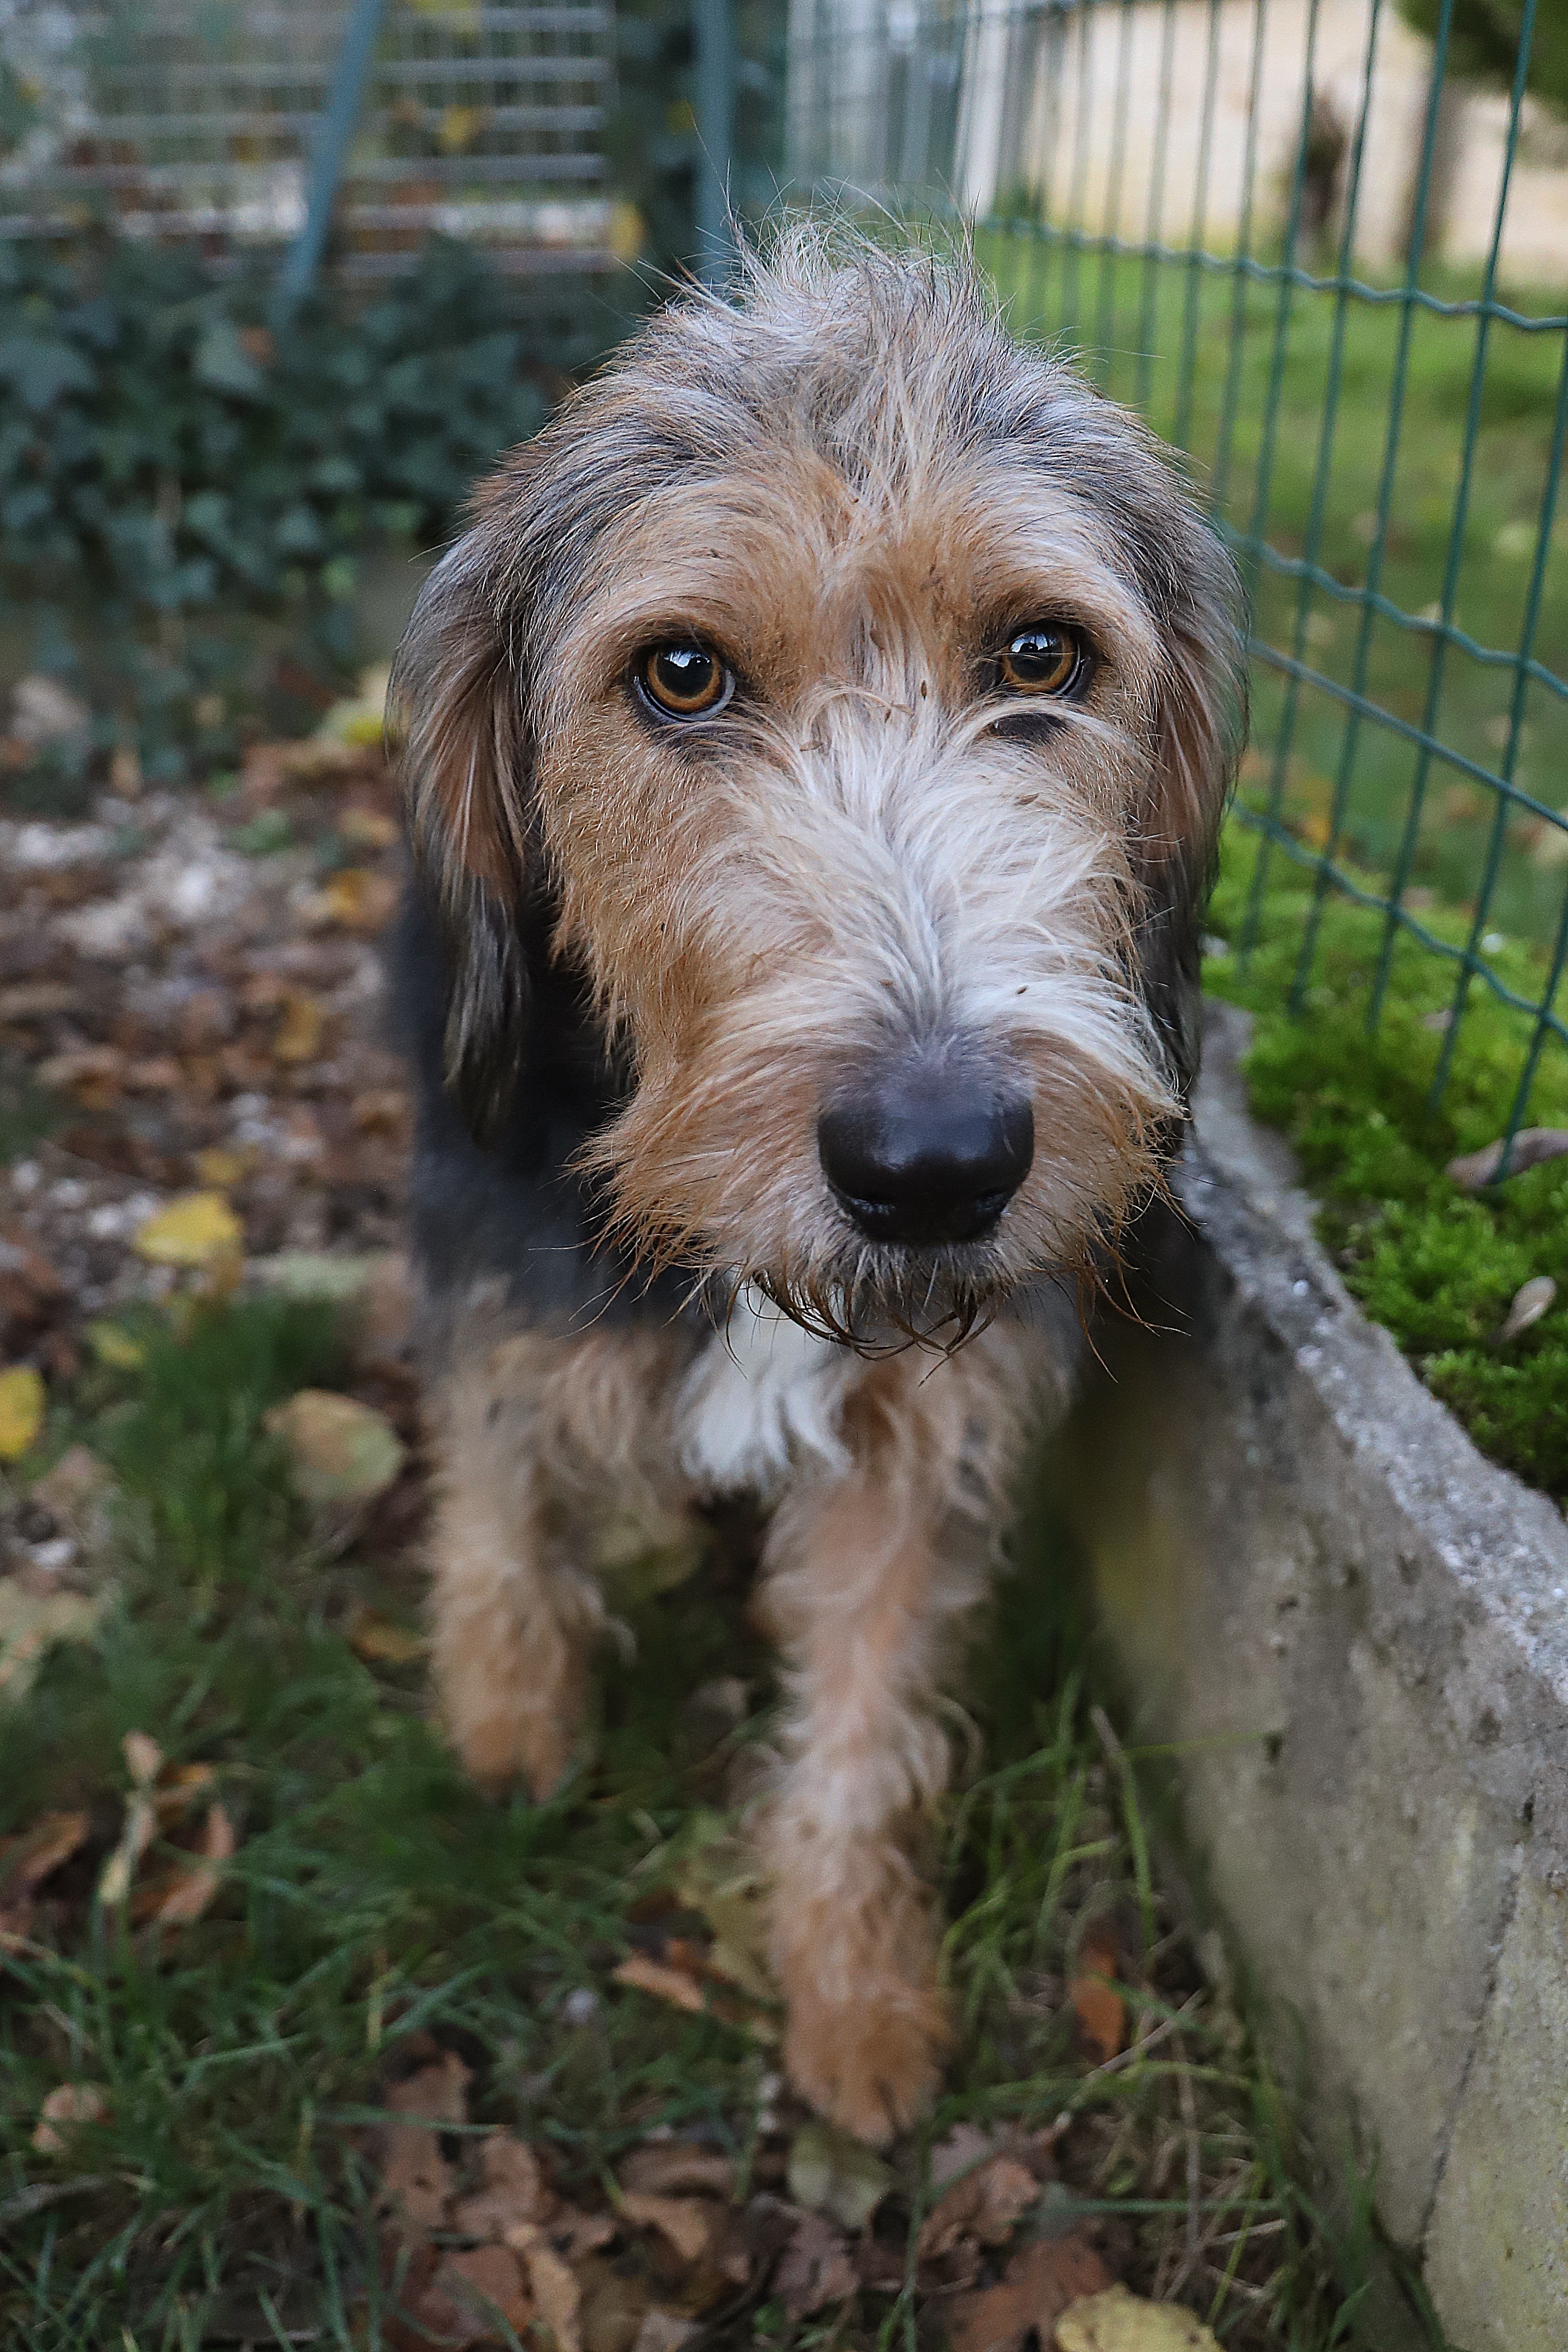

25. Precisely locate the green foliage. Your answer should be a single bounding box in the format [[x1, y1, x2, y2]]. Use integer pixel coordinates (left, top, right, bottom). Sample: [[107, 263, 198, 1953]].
[[0, 235, 547, 787], [1394, 0, 1568, 113], [1206, 826, 1568, 1500]]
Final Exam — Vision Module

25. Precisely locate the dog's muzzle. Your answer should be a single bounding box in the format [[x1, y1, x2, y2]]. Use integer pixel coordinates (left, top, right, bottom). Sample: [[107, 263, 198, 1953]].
[[818, 1040, 1034, 1248]]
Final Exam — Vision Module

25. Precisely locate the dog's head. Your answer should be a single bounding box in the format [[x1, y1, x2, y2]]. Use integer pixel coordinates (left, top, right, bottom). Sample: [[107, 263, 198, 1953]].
[[392, 230, 1245, 1342]]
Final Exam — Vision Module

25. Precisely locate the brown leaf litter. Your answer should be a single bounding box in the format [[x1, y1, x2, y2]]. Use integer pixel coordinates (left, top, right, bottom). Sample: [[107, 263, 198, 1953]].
[[0, 707, 430, 1702]]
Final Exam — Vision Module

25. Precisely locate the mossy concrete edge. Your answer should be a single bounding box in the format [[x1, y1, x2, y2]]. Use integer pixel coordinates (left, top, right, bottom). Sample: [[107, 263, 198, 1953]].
[[1058, 1000, 1568, 2348]]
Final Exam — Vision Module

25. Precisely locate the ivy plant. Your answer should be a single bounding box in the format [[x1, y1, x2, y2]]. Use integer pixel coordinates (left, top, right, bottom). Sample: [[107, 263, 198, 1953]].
[[0, 234, 548, 793]]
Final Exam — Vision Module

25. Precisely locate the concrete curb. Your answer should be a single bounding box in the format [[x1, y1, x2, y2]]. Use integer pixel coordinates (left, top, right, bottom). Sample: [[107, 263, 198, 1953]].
[[1058, 1001, 1568, 2347]]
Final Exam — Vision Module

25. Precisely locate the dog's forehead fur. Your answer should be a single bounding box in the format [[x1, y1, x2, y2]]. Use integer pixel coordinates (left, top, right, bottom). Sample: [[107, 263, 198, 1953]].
[[475, 240, 1210, 681]]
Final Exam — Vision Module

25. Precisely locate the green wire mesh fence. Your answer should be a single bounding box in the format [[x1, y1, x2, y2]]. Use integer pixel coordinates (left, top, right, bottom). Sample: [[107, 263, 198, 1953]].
[[786, 0, 1568, 1158]]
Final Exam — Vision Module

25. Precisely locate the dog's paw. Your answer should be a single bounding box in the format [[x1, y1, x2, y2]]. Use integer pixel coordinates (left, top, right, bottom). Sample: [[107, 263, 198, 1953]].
[[450, 1701, 577, 1803], [783, 1975, 951, 2147]]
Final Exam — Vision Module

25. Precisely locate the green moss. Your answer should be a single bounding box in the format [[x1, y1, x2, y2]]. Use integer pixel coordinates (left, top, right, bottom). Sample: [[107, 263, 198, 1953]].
[[1204, 826, 1568, 1501]]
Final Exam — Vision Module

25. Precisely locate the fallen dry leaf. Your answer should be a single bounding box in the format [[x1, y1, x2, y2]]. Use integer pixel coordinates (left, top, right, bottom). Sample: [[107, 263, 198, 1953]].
[[98, 1735, 162, 1907], [0, 1808, 92, 1949], [786, 2118, 892, 2231], [449, 2131, 554, 2239], [341, 805, 401, 852], [918, 2151, 1040, 2260], [613, 1950, 709, 2015], [428, 2244, 533, 2341], [32, 2081, 109, 2154], [1446, 1127, 1568, 1190], [317, 866, 398, 933], [0, 1583, 108, 1700], [1054, 2285, 1221, 2351], [192, 1145, 254, 1187], [628, 2313, 696, 2352], [510, 2234, 582, 2352], [85, 1320, 146, 1372], [0, 1363, 44, 1459], [775, 2210, 858, 2320], [672, 1826, 775, 2006], [133, 1191, 242, 1268], [619, 2191, 719, 2268], [380, 2050, 471, 2236], [348, 1606, 426, 1666], [618, 2144, 734, 2200], [952, 2230, 1116, 2352], [575, 2259, 654, 2352], [150, 1800, 235, 1926], [272, 990, 327, 1064], [1499, 1274, 1557, 1343], [29, 1442, 115, 1565], [264, 1388, 406, 1512], [0, 1808, 90, 1893], [1069, 1926, 1127, 2065]]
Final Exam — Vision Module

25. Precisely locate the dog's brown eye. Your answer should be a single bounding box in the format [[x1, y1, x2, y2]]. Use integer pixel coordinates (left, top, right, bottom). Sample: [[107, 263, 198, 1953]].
[[639, 642, 733, 719], [998, 626, 1083, 696]]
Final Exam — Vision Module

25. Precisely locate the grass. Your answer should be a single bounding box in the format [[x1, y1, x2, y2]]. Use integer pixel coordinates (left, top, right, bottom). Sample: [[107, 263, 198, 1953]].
[[1203, 824, 1568, 1501], [0, 1294, 1439, 2349]]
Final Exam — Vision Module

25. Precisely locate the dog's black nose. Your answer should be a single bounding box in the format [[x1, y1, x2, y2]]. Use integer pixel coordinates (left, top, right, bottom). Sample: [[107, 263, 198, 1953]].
[[818, 1053, 1034, 1246]]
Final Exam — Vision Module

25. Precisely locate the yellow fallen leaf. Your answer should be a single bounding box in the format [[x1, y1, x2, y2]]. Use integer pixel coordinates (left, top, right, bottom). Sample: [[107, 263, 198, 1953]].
[[672, 1822, 774, 2005], [86, 1320, 147, 1371], [339, 806, 399, 851], [1055, 2286, 1222, 2352], [133, 1192, 242, 1268], [263, 1389, 406, 1511], [0, 1364, 44, 1459], [786, 2120, 892, 2231], [0, 1585, 107, 1700], [348, 1606, 426, 1666], [273, 990, 327, 1064], [193, 1145, 255, 1188], [316, 866, 397, 932]]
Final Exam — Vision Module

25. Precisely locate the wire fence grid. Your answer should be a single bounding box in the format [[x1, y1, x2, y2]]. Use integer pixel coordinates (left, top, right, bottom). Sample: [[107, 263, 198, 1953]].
[[789, 0, 1568, 1153], [0, 1, 619, 352]]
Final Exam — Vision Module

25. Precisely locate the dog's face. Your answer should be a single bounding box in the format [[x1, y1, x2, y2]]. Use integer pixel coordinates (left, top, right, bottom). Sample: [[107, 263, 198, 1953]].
[[393, 237, 1244, 1339]]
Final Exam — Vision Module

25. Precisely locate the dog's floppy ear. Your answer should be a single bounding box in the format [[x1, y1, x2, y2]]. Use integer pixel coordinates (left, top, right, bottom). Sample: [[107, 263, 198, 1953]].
[[1134, 556, 1246, 1100], [389, 525, 534, 1142]]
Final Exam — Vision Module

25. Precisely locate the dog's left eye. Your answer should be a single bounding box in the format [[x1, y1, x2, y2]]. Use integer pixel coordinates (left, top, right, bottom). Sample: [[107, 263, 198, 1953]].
[[996, 625, 1086, 697], [637, 642, 735, 720]]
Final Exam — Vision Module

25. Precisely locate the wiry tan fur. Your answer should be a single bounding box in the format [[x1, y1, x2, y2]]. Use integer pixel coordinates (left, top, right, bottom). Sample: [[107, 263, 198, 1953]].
[[393, 225, 1244, 2143]]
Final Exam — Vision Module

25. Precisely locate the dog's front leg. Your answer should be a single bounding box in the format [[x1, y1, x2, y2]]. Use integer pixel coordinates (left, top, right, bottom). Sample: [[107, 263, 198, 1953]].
[[758, 1382, 991, 2144], [426, 1340, 606, 1801]]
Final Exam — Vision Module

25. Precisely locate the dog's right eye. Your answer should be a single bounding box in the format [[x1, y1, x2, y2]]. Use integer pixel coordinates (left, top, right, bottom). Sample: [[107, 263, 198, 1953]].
[[637, 642, 734, 720]]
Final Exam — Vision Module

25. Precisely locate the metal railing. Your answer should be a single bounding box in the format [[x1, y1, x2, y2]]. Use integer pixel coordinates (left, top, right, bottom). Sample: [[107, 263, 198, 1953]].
[[0, 0, 617, 337], [786, 0, 1568, 1147]]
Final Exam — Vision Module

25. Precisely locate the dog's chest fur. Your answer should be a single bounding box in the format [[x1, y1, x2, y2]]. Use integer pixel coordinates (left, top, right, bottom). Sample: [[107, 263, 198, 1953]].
[[676, 1291, 854, 1499]]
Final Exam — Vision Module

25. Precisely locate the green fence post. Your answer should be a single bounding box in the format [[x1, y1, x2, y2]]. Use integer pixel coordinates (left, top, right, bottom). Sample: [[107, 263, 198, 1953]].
[[277, 0, 388, 316], [694, 0, 737, 284]]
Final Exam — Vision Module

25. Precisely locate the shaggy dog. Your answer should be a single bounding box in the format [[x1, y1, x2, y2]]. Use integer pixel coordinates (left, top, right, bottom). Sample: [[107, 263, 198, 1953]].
[[390, 229, 1244, 2144]]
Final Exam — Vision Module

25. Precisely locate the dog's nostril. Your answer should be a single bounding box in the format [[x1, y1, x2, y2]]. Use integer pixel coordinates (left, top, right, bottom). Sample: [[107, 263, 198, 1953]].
[[817, 1058, 1034, 1247]]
